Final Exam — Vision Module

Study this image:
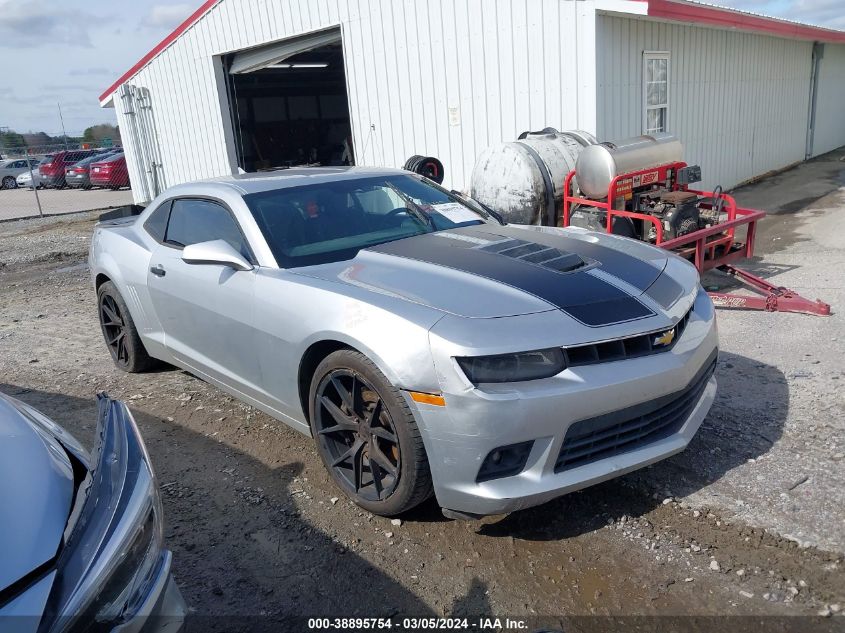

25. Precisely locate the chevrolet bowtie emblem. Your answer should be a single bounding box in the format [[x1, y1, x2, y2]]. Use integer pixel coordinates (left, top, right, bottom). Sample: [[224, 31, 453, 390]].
[[653, 328, 676, 348]]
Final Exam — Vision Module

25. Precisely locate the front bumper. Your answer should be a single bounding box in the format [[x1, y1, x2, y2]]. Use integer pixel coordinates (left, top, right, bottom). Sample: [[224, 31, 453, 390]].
[[415, 288, 719, 516], [113, 551, 187, 633]]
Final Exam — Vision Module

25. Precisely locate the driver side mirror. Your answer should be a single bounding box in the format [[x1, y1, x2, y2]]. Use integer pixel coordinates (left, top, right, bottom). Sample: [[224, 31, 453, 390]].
[[181, 240, 253, 271]]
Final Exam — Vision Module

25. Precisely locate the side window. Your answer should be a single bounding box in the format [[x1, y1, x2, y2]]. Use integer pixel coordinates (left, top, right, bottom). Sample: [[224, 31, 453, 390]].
[[144, 201, 171, 242], [165, 199, 251, 259], [643, 51, 670, 134]]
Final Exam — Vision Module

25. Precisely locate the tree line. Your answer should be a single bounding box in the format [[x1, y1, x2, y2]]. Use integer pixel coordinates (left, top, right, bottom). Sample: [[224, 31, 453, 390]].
[[0, 124, 120, 153]]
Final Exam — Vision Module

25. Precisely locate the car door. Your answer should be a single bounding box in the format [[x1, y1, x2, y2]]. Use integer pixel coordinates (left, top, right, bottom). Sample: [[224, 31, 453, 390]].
[[146, 197, 265, 399], [7, 160, 26, 175]]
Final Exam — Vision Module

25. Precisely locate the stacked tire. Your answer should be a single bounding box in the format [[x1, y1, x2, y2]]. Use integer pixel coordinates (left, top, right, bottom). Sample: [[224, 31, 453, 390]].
[[403, 155, 444, 184]]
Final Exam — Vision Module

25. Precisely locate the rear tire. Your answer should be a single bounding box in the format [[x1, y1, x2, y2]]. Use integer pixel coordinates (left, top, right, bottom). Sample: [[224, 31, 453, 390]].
[[97, 281, 157, 373], [309, 349, 433, 516], [2, 176, 16, 189]]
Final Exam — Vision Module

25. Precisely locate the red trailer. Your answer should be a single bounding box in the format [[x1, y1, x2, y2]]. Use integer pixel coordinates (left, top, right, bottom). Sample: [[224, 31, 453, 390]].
[[561, 147, 830, 317]]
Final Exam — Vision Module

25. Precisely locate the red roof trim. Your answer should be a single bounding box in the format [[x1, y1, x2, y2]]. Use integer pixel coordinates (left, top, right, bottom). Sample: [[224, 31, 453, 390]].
[[646, 0, 845, 44], [99, 0, 220, 103]]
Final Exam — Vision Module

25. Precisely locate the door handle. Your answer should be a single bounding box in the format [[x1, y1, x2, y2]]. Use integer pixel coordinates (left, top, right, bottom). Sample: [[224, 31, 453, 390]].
[[150, 264, 166, 277]]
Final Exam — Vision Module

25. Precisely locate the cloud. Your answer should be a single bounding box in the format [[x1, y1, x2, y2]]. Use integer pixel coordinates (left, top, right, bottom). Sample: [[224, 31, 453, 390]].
[[143, 3, 194, 29], [44, 83, 99, 92], [0, 0, 98, 47], [69, 67, 113, 77], [714, 0, 845, 30]]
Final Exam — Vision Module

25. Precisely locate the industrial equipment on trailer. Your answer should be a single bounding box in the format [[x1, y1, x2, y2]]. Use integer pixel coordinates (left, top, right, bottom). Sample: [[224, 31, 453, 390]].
[[560, 134, 830, 316]]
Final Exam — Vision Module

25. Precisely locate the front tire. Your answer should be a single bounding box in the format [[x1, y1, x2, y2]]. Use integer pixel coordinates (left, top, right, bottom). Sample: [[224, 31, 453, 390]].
[[97, 281, 157, 372], [309, 349, 433, 516], [2, 176, 16, 189]]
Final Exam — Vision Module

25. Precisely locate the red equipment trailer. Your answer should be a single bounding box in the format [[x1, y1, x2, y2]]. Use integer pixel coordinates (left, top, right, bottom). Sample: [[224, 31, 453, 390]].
[[561, 160, 831, 316]]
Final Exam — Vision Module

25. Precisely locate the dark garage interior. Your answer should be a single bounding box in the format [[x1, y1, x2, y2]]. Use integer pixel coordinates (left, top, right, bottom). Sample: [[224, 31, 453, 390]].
[[225, 38, 354, 172]]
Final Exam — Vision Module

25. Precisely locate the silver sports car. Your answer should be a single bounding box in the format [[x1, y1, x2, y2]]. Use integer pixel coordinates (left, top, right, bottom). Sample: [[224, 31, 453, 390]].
[[89, 167, 718, 517]]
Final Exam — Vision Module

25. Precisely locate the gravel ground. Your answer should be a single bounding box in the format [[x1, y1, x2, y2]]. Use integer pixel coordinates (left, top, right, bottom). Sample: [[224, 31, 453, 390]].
[[1, 154, 843, 630]]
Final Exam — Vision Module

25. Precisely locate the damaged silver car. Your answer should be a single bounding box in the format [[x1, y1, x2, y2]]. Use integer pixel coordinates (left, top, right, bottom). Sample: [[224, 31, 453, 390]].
[[89, 167, 718, 518], [0, 393, 186, 632]]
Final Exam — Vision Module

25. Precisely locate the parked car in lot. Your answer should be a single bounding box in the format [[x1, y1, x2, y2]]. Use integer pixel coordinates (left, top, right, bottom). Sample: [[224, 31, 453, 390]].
[[65, 151, 121, 189], [90, 152, 130, 190], [39, 150, 98, 189], [16, 166, 48, 190], [0, 392, 186, 631], [89, 167, 718, 518], [0, 158, 41, 189]]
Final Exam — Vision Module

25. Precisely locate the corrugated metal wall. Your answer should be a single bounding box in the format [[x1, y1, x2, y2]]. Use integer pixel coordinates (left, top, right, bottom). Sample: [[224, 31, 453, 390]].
[[811, 43, 845, 158], [114, 0, 593, 202], [595, 13, 814, 191]]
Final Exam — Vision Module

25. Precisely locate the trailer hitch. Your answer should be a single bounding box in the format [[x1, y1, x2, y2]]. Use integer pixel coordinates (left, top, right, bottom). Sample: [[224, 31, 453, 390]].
[[708, 264, 831, 317]]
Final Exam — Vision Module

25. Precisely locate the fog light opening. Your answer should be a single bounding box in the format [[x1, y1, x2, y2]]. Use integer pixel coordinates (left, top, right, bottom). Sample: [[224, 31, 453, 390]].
[[476, 441, 534, 483]]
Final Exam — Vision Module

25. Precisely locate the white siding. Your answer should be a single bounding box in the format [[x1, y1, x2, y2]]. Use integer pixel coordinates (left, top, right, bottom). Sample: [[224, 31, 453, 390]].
[[811, 43, 845, 158], [112, 0, 596, 202], [595, 13, 814, 191]]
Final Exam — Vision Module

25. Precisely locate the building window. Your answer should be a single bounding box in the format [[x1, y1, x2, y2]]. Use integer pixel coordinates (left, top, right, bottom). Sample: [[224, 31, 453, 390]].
[[643, 51, 670, 135]]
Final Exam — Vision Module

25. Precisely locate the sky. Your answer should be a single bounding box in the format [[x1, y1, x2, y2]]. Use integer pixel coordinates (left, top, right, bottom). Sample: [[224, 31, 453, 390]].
[[0, 0, 842, 137], [0, 0, 196, 136]]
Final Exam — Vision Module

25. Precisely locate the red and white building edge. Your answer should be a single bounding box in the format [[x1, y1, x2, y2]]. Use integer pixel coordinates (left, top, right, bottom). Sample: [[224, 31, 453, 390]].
[[100, 0, 845, 204]]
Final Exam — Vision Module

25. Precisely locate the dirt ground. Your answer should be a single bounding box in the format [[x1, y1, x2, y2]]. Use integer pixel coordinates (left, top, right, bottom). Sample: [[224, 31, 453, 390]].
[[1, 152, 844, 631]]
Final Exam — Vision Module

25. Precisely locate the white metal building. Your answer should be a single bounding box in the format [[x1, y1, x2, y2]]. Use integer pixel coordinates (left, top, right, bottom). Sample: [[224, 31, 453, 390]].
[[100, 0, 845, 205]]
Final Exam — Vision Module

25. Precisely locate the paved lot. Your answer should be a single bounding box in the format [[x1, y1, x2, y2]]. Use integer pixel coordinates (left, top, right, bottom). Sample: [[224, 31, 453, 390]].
[[0, 186, 133, 221], [0, 151, 843, 629]]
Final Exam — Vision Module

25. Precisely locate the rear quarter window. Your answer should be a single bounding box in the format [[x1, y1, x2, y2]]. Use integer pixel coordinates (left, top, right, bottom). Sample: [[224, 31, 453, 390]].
[[144, 201, 172, 243]]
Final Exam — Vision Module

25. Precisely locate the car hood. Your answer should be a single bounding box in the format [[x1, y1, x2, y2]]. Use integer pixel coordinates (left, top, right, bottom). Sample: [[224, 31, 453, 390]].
[[0, 395, 84, 594], [291, 224, 693, 323]]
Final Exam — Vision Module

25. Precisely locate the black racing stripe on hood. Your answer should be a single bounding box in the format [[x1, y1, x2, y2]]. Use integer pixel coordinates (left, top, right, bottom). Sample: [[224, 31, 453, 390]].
[[456, 225, 665, 291], [644, 272, 685, 309], [368, 232, 655, 326]]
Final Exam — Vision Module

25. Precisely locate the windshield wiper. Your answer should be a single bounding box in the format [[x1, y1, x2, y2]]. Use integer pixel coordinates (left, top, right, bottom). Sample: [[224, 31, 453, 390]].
[[386, 182, 435, 230], [449, 190, 506, 225]]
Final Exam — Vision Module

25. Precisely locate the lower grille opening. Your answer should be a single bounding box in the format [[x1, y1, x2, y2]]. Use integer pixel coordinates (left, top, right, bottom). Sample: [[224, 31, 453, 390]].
[[555, 351, 717, 473]]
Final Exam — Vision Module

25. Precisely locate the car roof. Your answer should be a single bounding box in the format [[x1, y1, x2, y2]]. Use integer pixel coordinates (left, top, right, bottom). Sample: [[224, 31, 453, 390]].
[[91, 152, 124, 163], [184, 166, 410, 196]]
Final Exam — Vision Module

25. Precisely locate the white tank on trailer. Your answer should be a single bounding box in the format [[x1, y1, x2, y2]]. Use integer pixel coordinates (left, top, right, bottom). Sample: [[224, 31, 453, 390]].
[[470, 128, 597, 225], [575, 133, 684, 199]]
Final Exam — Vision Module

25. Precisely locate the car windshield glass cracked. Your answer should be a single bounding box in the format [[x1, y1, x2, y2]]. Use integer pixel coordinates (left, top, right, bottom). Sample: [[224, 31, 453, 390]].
[[244, 174, 487, 268]]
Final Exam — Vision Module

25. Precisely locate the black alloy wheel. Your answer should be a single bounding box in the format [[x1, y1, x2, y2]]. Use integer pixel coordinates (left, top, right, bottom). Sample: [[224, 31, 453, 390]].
[[314, 369, 401, 502], [96, 281, 157, 373], [100, 293, 130, 367]]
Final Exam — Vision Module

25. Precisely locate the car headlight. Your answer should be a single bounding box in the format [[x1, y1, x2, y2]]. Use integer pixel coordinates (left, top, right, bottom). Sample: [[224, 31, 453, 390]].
[[457, 348, 566, 383], [41, 396, 165, 632]]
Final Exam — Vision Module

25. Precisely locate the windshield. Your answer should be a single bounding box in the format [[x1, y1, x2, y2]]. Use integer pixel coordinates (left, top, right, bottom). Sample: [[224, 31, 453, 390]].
[[72, 155, 102, 167], [245, 174, 490, 268]]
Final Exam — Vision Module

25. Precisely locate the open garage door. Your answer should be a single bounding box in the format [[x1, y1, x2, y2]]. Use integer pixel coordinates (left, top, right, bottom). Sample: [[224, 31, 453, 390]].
[[225, 27, 354, 172]]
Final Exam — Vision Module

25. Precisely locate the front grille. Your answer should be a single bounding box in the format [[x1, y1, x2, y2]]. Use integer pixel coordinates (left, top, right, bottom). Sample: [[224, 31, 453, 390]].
[[554, 351, 717, 473], [563, 308, 692, 367]]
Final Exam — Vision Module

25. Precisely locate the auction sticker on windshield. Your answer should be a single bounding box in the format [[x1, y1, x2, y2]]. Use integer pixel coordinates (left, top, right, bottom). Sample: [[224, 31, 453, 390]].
[[431, 202, 481, 224]]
